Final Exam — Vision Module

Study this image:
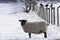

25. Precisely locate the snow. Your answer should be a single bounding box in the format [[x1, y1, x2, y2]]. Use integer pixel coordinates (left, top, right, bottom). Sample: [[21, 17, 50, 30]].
[[0, 2, 60, 40]]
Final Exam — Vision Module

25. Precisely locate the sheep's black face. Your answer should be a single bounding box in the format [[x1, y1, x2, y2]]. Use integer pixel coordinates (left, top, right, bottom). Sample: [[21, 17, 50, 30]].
[[19, 20, 27, 26]]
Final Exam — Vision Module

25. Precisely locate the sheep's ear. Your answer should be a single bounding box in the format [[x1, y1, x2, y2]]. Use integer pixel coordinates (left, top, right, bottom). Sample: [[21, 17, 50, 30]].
[[19, 20, 27, 22]]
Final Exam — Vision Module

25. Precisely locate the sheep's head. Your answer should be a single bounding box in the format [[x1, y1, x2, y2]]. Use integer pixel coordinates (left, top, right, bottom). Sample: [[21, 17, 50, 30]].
[[19, 20, 27, 26]]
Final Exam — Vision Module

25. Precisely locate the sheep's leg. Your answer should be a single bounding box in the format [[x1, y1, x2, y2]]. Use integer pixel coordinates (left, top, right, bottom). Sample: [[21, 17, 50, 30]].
[[28, 33, 31, 38], [44, 32, 47, 38]]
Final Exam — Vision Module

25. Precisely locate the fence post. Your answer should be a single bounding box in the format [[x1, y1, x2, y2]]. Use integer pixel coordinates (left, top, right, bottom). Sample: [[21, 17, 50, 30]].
[[51, 7, 55, 25], [57, 6, 59, 26], [50, 4, 53, 24], [46, 8, 50, 23], [45, 4, 49, 22], [40, 4, 44, 19], [54, 7, 55, 24], [37, 4, 44, 19], [44, 7, 46, 20]]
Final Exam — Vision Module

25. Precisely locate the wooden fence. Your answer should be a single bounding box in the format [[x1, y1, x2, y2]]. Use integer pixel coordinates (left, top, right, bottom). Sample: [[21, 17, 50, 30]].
[[37, 4, 59, 26]]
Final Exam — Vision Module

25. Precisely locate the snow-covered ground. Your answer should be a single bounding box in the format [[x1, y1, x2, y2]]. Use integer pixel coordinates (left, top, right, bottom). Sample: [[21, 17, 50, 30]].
[[0, 2, 60, 40]]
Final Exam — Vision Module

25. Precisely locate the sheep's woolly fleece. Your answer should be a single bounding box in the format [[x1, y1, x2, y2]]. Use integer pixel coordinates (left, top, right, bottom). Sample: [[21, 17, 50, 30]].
[[21, 21, 48, 34]]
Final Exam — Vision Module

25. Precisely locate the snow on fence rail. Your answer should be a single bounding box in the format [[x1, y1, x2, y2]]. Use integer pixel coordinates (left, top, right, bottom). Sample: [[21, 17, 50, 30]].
[[36, 4, 59, 26]]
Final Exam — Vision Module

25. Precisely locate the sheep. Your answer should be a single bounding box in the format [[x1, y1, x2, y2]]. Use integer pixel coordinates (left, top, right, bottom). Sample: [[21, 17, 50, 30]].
[[19, 19, 49, 38]]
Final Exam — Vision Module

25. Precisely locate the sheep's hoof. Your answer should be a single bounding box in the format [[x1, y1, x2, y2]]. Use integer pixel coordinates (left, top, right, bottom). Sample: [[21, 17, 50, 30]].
[[44, 32, 47, 38], [28, 33, 31, 38], [44, 35, 47, 38]]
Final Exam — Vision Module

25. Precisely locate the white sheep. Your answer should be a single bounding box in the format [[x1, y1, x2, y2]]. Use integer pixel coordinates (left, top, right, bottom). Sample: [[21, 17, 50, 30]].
[[19, 19, 49, 38]]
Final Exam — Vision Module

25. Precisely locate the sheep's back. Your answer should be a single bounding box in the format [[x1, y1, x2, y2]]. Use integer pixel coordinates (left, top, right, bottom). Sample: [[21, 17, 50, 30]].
[[22, 22, 48, 34]]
